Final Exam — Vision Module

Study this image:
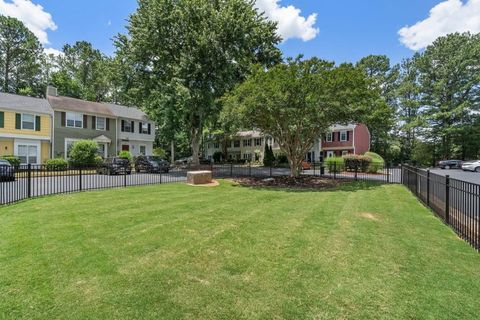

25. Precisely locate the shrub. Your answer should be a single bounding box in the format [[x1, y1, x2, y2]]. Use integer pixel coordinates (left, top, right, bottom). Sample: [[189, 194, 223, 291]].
[[118, 151, 133, 163], [364, 152, 385, 173], [325, 157, 344, 173], [263, 144, 275, 166], [0, 155, 20, 167], [343, 154, 372, 172], [153, 148, 166, 158], [213, 151, 223, 163], [275, 153, 288, 165], [69, 140, 99, 167], [45, 158, 68, 171], [95, 155, 104, 166]]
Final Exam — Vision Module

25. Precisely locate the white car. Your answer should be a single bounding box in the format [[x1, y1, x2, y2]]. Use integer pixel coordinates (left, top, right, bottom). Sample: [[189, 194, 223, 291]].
[[461, 160, 480, 172]]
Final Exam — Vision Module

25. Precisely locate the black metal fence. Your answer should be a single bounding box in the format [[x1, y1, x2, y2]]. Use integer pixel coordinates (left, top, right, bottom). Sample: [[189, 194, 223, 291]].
[[1, 162, 401, 205], [402, 165, 480, 251]]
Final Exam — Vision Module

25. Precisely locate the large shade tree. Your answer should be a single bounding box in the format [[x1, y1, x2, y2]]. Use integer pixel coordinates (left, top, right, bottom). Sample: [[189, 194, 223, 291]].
[[222, 57, 380, 177], [0, 15, 43, 96], [118, 0, 281, 164]]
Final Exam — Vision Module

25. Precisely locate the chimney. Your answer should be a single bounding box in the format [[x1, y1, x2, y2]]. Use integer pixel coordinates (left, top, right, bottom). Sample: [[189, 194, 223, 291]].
[[46, 85, 58, 97]]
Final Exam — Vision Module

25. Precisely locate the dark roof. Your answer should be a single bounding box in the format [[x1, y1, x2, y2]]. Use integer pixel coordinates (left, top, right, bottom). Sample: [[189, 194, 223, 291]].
[[0, 92, 53, 115], [47, 95, 114, 117]]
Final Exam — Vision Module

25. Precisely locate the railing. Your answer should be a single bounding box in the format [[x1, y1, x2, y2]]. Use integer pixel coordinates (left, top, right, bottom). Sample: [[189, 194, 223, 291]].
[[402, 165, 480, 251], [1, 162, 401, 206]]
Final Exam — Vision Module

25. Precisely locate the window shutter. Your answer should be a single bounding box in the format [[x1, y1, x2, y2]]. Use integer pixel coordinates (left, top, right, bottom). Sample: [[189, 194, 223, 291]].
[[347, 131, 350, 141], [0, 111, 4, 128], [139, 122, 142, 134], [83, 115, 88, 129], [35, 116, 41, 131], [121, 120, 125, 132], [148, 123, 151, 135], [338, 132, 341, 141], [92, 116, 96, 130], [15, 113, 21, 129], [61, 112, 66, 127], [106, 118, 110, 131], [331, 132, 335, 142], [131, 121, 134, 132]]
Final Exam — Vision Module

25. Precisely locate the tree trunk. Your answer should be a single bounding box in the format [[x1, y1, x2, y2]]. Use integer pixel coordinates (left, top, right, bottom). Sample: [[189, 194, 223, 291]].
[[190, 126, 202, 165], [287, 155, 302, 178], [170, 140, 175, 164]]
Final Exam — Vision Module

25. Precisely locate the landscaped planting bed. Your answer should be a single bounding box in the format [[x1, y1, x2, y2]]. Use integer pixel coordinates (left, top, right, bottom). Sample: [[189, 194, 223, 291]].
[[1, 181, 479, 319]]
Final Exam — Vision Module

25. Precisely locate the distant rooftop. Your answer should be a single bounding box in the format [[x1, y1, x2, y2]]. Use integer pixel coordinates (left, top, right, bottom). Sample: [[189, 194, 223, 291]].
[[103, 102, 150, 122], [47, 95, 115, 117], [0, 92, 53, 115]]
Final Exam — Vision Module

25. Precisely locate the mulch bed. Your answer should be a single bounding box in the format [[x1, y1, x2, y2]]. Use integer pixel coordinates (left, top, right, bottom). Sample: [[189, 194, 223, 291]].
[[231, 176, 345, 190]]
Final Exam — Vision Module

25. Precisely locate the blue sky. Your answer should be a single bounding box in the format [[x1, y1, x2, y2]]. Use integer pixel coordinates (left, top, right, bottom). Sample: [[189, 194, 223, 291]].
[[2, 0, 480, 65]]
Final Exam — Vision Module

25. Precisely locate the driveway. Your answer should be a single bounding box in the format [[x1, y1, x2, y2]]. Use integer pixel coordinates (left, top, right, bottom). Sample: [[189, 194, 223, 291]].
[[429, 169, 480, 185]]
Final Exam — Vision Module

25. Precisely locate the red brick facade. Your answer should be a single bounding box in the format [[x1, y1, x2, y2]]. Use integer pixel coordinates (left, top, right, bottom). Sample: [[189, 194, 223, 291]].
[[321, 124, 370, 158]]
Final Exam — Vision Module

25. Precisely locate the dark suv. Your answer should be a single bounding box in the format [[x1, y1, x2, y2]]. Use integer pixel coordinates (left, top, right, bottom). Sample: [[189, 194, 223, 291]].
[[438, 160, 462, 169], [135, 156, 170, 173], [97, 157, 132, 175]]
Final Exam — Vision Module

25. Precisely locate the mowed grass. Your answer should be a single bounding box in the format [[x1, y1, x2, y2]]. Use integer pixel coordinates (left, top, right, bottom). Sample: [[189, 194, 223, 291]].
[[1, 181, 479, 319]]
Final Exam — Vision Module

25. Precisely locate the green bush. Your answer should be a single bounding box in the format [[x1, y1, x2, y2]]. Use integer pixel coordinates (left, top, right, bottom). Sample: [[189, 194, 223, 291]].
[[263, 144, 275, 166], [153, 148, 166, 158], [0, 155, 20, 167], [343, 154, 372, 172], [275, 153, 288, 165], [69, 140, 99, 167], [213, 151, 223, 163], [364, 152, 385, 173], [45, 158, 68, 171], [325, 157, 344, 173], [118, 151, 133, 163], [95, 155, 104, 166]]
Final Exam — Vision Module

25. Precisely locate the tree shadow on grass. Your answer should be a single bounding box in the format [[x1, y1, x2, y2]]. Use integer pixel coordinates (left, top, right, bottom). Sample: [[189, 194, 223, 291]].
[[227, 179, 388, 194]]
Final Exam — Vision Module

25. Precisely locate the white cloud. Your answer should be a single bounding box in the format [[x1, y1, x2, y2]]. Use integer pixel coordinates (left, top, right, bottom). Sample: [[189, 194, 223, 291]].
[[0, 0, 57, 44], [44, 47, 62, 57], [399, 0, 480, 50], [255, 0, 319, 42]]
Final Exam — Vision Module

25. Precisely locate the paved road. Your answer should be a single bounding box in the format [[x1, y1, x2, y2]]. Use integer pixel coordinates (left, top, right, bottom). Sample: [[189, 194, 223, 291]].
[[429, 169, 480, 185]]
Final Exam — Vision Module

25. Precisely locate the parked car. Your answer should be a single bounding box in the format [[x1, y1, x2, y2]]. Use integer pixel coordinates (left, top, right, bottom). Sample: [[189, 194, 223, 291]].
[[0, 159, 15, 182], [97, 157, 132, 175], [438, 160, 462, 169], [461, 160, 480, 172], [135, 156, 170, 173]]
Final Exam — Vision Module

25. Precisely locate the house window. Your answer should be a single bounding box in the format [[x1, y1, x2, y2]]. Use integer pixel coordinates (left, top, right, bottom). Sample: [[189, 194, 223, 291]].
[[233, 140, 240, 148], [65, 139, 81, 158], [66, 112, 83, 128], [254, 138, 262, 146], [340, 131, 348, 142], [141, 123, 149, 134], [96, 117, 106, 131], [21, 114, 35, 130], [213, 142, 220, 149], [18, 145, 38, 164], [123, 120, 133, 133], [97, 144, 106, 158], [326, 151, 334, 158], [243, 139, 252, 147], [342, 150, 349, 156], [326, 132, 333, 142], [243, 153, 252, 160], [139, 145, 146, 155]]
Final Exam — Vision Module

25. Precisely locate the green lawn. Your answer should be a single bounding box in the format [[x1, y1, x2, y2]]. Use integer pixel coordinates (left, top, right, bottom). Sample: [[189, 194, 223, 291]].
[[1, 181, 479, 319]]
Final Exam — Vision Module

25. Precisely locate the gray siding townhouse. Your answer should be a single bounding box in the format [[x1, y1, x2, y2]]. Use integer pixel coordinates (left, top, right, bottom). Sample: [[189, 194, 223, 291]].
[[47, 87, 117, 159], [104, 103, 155, 156]]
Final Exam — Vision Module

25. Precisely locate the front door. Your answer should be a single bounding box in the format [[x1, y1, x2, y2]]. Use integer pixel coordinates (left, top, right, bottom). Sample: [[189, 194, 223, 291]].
[[326, 151, 334, 158]]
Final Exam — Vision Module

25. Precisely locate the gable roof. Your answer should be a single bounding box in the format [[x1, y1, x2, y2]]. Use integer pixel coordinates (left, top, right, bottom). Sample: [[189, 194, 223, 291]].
[[103, 102, 150, 122], [0, 92, 53, 115], [47, 95, 115, 117]]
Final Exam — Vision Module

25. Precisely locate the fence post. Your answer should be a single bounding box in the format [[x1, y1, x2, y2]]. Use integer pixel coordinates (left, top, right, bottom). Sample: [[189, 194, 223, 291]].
[[79, 167, 82, 191], [313, 162, 316, 176], [230, 162, 233, 177], [124, 166, 127, 188], [354, 162, 358, 181], [386, 163, 390, 183], [400, 164, 403, 185], [415, 167, 419, 195], [445, 175, 450, 224], [249, 162, 252, 177], [27, 164, 32, 198], [426, 170, 430, 206], [269, 164, 272, 177], [333, 162, 337, 180]]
